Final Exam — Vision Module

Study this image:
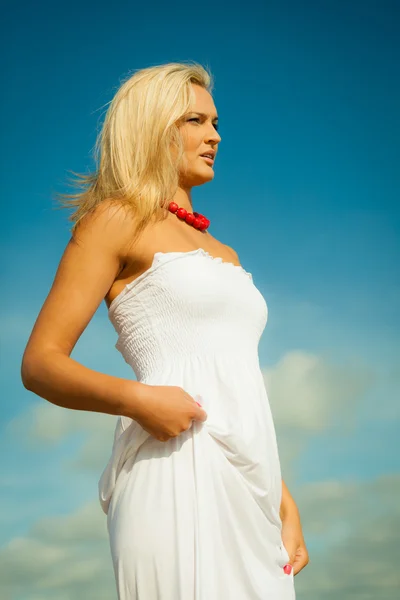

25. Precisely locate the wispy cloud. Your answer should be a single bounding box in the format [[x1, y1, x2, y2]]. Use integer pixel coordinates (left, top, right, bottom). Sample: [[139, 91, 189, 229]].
[[0, 501, 115, 599], [262, 349, 375, 478], [294, 474, 400, 600]]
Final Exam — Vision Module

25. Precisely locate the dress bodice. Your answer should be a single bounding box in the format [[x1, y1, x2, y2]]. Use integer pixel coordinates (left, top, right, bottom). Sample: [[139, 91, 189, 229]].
[[108, 248, 268, 382]]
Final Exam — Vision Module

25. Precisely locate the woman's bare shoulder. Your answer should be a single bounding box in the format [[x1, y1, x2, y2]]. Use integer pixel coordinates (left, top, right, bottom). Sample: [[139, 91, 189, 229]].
[[72, 198, 139, 255], [222, 243, 241, 265]]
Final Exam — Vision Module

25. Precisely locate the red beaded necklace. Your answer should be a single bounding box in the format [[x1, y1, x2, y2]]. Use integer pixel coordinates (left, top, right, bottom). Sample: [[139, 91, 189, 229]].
[[168, 201, 210, 232]]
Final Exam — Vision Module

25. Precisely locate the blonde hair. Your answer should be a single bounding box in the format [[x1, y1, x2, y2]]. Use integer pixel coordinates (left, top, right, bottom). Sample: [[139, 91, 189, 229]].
[[54, 61, 214, 240]]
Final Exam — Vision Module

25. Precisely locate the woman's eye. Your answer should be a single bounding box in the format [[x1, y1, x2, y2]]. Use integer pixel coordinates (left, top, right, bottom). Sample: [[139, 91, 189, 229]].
[[188, 118, 219, 131]]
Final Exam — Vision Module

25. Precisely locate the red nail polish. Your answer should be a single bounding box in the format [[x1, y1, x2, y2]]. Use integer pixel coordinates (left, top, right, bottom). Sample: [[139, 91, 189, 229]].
[[283, 564, 292, 575]]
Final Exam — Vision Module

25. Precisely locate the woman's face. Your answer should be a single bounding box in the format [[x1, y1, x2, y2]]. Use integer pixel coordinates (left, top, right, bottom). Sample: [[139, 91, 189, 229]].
[[177, 84, 221, 188]]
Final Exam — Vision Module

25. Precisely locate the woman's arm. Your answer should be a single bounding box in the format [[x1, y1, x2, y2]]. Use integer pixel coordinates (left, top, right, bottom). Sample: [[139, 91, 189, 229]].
[[280, 478, 298, 520], [21, 201, 145, 419], [280, 479, 309, 575]]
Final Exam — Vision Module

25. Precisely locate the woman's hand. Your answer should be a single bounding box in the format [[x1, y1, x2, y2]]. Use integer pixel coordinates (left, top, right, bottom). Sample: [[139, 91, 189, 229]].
[[126, 383, 208, 442], [281, 504, 309, 576], [279, 479, 309, 575]]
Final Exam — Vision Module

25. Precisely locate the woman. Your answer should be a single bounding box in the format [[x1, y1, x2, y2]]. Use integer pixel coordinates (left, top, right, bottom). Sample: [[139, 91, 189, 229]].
[[21, 62, 308, 599]]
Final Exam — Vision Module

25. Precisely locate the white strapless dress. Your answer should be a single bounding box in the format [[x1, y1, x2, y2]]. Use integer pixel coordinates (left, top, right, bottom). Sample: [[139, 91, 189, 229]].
[[98, 248, 296, 600]]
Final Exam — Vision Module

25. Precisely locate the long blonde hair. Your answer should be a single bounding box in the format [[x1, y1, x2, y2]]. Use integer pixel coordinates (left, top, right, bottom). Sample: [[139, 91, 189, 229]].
[[55, 61, 214, 239]]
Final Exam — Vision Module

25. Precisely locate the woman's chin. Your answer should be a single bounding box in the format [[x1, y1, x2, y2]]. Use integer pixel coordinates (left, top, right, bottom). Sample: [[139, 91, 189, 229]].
[[181, 170, 215, 187], [196, 166, 215, 183], [197, 172, 215, 185]]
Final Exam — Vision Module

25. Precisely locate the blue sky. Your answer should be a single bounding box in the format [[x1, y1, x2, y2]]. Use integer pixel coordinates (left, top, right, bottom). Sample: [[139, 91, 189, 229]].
[[1, 1, 399, 598]]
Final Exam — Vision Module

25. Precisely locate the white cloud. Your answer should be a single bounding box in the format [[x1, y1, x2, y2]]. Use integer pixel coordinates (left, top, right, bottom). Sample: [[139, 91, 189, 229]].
[[294, 473, 400, 600], [0, 501, 116, 600], [263, 349, 374, 432], [30, 502, 106, 543], [261, 350, 375, 478], [7, 400, 117, 472]]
